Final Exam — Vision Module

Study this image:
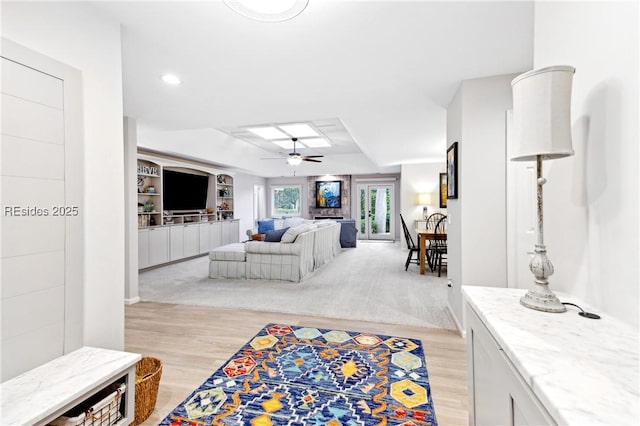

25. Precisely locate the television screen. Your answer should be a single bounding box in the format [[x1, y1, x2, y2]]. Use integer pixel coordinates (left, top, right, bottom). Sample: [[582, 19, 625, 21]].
[[316, 181, 341, 208], [162, 170, 209, 211]]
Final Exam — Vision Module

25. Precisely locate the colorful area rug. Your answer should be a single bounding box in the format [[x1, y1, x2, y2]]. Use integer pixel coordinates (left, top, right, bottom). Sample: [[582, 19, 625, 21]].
[[161, 324, 438, 425]]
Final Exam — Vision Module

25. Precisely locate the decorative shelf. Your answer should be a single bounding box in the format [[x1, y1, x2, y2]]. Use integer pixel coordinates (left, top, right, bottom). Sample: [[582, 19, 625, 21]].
[[137, 173, 160, 177]]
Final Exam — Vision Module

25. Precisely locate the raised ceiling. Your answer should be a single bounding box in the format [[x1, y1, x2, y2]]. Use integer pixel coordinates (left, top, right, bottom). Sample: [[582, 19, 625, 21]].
[[95, 0, 534, 177]]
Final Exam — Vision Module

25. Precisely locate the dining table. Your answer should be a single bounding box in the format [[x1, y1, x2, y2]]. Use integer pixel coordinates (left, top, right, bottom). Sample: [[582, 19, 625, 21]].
[[415, 228, 447, 275]]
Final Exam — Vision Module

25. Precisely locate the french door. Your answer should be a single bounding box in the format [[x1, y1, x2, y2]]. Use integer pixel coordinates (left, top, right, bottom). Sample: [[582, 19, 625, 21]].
[[357, 184, 394, 240]]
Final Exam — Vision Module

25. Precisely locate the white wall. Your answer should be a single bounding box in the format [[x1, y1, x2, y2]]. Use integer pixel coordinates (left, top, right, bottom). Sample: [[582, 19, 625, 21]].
[[2, 2, 126, 349], [446, 74, 519, 326], [124, 118, 139, 304], [533, 1, 639, 327], [399, 164, 446, 249], [233, 172, 267, 237]]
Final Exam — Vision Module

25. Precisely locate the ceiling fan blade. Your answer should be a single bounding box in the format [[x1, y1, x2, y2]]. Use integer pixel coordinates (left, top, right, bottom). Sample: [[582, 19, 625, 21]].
[[260, 157, 286, 160], [303, 155, 324, 158], [303, 158, 322, 163]]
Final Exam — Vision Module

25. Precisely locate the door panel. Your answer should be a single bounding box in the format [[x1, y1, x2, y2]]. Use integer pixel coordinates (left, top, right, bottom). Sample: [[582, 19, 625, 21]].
[[357, 184, 394, 240]]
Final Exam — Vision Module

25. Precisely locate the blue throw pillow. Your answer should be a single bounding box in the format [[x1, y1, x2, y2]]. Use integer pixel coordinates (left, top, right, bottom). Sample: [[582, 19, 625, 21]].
[[257, 219, 275, 234], [264, 227, 290, 242]]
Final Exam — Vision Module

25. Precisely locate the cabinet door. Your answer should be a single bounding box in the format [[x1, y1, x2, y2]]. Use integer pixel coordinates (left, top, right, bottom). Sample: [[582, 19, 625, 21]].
[[229, 220, 240, 243], [466, 306, 554, 426], [222, 220, 240, 245], [467, 306, 510, 426], [169, 226, 184, 261], [138, 230, 150, 269], [199, 223, 211, 254], [148, 227, 169, 266], [210, 222, 222, 249], [183, 224, 200, 257]]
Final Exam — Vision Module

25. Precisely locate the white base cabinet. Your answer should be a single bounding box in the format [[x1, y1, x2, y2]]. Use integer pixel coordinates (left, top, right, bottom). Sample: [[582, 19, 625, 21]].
[[138, 229, 150, 269], [464, 286, 640, 426], [139, 220, 238, 269], [466, 305, 554, 426], [148, 227, 170, 266], [222, 220, 240, 246]]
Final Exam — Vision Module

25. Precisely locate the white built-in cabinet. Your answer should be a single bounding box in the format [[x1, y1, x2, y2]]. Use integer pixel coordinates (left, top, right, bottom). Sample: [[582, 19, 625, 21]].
[[148, 227, 170, 266], [136, 156, 240, 269], [222, 220, 240, 246], [138, 220, 238, 268], [466, 305, 554, 426]]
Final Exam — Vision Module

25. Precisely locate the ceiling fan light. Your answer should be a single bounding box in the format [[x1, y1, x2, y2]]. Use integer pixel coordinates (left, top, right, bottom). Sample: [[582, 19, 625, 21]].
[[287, 155, 303, 166]]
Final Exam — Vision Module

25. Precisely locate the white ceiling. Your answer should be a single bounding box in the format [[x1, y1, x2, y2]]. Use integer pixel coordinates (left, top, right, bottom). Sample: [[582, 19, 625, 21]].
[[95, 0, 534, 177]]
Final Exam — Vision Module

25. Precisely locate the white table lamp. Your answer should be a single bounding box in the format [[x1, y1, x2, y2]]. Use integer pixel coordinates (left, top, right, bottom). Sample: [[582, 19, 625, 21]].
[[417, 193, 432, 219], [511, 65, 575, 313]]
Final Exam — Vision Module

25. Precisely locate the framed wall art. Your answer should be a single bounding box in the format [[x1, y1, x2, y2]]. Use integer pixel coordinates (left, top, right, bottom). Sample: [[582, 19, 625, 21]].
[[447, 142, 458, 199], [439, 172, 447, 208], [315, 180, 342, 208]]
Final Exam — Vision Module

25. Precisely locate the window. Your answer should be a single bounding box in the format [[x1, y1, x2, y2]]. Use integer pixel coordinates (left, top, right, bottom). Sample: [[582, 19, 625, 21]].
[[270, 185, 302, 216]]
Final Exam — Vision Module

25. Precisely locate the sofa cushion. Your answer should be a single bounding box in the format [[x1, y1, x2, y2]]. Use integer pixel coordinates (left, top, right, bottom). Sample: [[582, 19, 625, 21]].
[[281, 224, 315, 243], [209, 243, 246, 262], [283, 217, 306, 229], [257, 219, 275, 234], [264, 227, 290, 242]]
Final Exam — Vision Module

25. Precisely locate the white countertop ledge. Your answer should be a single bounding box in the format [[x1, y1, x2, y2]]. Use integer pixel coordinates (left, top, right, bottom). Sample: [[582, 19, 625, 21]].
[[463, 286, 639, 425], [0, 346, 141, 426]]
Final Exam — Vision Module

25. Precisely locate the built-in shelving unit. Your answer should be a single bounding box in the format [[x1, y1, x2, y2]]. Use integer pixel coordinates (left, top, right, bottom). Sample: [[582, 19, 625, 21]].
[[216, 174, 234, 220], [136, 156, 239, 269], [137, 160, 162, 228]]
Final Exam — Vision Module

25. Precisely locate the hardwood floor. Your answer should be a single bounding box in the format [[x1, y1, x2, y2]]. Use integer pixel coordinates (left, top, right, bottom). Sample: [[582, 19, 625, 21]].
[[125, 302, 468, 425]]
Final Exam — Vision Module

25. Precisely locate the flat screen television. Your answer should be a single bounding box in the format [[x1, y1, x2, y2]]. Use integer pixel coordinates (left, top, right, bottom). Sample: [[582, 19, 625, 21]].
[[315, 180, 342, 208], [163, 170, 209, 211]]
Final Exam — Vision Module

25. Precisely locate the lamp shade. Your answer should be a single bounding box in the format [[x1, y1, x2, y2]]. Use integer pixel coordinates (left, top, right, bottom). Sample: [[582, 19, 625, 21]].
[[510, 65, 575, 161], [417, 193, 432, 206]]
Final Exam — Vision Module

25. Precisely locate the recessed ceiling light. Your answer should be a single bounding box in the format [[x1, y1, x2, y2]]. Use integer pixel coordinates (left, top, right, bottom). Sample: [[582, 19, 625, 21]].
[[247, 126, 289, 140], [300, 138, 330, 148], [273, 139, 306, 149], [162, 74, 181, 85], [223, 0, 309, 22], [278, 123, 319, 138]]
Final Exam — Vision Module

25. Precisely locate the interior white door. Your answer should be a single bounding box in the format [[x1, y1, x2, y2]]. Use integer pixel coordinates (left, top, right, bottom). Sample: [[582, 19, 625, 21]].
[[1, 39, 83, 381], [506, 110, 536, 289], [357, 184, 394, 240]]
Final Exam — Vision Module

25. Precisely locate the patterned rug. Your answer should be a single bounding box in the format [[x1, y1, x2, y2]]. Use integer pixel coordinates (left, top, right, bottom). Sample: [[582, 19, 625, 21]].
[[161, 324, 437, 425]]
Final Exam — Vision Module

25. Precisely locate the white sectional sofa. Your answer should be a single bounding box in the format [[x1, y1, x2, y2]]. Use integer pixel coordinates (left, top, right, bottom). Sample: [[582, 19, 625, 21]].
[[208, 222, 340, 282]]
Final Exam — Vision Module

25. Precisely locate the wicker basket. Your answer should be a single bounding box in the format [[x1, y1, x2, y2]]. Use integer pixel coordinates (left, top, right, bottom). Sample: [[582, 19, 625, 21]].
[[132, 356, 162, 426], [49, 383, 125, 426]]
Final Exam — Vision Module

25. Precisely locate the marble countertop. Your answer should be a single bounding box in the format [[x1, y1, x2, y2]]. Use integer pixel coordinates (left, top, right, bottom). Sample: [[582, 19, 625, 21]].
[[0, 346, 141, 426], [463, 286, 639, 425]]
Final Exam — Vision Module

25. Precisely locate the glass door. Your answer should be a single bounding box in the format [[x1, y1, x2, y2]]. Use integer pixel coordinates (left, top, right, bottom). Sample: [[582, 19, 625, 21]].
[[357, 184, 394, 240]]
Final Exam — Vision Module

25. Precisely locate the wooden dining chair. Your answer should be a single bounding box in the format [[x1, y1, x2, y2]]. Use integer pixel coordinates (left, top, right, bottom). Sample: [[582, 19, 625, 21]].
[[425, 213, 445, 269], [432, 216, 448, 277], [400, 214, 420, 271]]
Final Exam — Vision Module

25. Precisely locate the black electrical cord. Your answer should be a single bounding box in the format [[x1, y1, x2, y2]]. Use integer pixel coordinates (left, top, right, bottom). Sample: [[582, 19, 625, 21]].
[[562, 302, 601, 319]]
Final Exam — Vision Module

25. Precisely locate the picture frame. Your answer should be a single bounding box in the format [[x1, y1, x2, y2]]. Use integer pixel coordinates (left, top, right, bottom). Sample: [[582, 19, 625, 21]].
[[439, 173, 448, 208], [315, 180, 342, 208], [446, 142, 458, 199]]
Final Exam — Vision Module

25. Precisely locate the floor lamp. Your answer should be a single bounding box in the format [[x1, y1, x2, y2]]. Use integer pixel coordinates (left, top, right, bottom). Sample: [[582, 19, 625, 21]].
[[510, 65, 576, 313]]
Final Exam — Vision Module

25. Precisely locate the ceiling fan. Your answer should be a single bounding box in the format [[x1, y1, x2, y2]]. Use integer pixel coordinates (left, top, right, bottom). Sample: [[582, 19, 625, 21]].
[[263, 138, 324, 166]]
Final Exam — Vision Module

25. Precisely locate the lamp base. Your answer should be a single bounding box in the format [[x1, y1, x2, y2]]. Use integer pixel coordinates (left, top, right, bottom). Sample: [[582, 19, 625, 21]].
[[520, 283, 567, 313]]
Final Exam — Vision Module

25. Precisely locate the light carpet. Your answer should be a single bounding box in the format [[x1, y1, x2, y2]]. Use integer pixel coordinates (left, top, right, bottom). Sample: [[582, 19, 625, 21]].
[[139, 241, 455, 330]]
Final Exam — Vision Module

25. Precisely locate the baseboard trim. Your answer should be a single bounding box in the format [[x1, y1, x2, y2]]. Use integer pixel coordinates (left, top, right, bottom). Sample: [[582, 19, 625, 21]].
[[124, 297, 140, 305], [447, 303, 465, 338]]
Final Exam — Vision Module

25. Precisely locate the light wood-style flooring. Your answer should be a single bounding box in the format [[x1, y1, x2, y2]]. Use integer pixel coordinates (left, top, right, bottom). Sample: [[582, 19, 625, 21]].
[[125, 302, 468, 425]]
